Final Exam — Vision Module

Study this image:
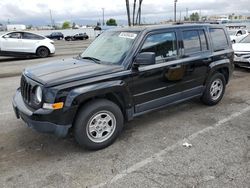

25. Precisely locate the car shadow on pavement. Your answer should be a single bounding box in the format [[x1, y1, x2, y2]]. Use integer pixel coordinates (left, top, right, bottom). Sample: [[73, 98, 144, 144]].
[[0, 56, 39, 63]]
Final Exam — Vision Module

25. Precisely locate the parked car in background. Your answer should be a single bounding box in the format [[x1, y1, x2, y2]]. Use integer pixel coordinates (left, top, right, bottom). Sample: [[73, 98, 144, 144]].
[[46, 32, 64, 40], [228, 29, 248, 43], [233, 35, 250, 67], [65, 33, 89, 41], [13, 24, 234, 150], [0, 31, 55, 58]]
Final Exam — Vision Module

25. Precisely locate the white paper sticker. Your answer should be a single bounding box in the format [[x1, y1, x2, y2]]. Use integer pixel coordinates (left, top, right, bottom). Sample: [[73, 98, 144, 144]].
[[119, 32, 137, 39]]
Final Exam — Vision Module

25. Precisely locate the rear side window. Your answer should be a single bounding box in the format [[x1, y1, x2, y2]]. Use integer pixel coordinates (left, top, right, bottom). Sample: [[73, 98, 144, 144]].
[[182, 30, 200, 54], [141, 32, 177, 63], [22, 33, 44, 40], [182, 30, 208, 55], [209, 28, 228, 51]]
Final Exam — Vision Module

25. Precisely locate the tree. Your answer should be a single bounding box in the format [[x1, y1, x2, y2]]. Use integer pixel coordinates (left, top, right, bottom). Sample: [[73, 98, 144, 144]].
[[190, 12, 199, 21], [106, 18, 117, 26], [62, 21, 71, 29]]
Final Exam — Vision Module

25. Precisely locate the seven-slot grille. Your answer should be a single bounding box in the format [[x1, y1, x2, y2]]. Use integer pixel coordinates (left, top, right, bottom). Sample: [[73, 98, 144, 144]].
[[20, 75, 32, 103]]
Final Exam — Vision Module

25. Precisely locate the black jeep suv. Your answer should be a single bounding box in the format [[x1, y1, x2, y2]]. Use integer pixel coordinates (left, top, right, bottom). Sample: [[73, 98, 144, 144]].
[[13, 24, 234, 150]]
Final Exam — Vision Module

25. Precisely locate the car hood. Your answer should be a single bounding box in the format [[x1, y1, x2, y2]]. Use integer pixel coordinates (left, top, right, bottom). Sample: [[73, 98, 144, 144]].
[[233, 43, 250, 53], [25, 58, 124, 87]]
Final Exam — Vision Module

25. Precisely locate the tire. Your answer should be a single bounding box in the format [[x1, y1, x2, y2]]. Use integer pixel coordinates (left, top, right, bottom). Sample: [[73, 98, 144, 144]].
[[36, 47, 49, 58], [201, 72, 226, 106], [74, 99, 124, 150]]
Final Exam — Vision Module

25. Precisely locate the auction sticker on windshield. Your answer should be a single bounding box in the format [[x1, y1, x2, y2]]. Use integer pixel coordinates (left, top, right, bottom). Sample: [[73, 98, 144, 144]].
[[119, 32, 137, 39]]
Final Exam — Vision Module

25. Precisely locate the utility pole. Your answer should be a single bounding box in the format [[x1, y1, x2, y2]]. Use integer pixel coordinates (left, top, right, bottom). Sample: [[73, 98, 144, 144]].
[[102, 8, 105, 26], [186, 8, 188, 21], [49, 9, 53, 28], [174, 0, 177, 22]]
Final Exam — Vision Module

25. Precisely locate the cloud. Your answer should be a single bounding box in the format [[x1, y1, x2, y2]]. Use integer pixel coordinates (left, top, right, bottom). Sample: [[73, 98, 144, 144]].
[[0, 0, 249, 25]]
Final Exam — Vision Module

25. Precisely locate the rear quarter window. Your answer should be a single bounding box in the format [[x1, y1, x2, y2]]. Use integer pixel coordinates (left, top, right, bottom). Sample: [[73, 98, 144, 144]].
[[209, 28, 229, 51]]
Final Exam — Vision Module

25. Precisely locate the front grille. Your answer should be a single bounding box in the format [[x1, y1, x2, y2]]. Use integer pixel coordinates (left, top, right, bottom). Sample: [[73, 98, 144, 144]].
[[20, 75, 32, 104]]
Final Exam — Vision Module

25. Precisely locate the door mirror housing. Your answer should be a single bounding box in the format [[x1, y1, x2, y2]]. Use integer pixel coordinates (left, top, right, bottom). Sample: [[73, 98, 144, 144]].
[[134, 52, 156, 67], [3, 35, 10, 39]]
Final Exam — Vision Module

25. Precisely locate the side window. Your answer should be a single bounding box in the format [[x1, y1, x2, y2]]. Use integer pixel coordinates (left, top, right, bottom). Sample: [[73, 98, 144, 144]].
[[209, 28, 228, 51], [141, 32, 177, 64], [22, 33, 44, 40], [182, 30, 200, 54], [7, 32, 21, 39], [241, 30, 246, 35]]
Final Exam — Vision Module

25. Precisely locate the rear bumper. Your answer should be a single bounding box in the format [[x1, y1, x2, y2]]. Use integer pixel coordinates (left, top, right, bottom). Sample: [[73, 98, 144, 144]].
[[12, 89, 73, 137]]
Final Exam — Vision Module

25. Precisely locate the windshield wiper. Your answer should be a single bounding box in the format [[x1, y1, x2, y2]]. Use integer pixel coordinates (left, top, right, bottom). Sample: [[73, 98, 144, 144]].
[[81, 56, 101, 64]]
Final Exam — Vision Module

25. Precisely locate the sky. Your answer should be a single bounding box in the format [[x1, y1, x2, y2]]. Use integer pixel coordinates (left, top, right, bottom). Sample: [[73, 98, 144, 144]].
[[0, 0, 250, 25]]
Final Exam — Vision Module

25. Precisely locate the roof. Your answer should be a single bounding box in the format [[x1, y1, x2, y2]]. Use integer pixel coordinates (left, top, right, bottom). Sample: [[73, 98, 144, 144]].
[[110, 23, 225, 33]]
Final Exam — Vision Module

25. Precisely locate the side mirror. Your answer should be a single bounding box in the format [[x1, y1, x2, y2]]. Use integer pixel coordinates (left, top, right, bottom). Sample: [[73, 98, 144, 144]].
[[134, 52, 156, 67], [3, 35, 10, 39]]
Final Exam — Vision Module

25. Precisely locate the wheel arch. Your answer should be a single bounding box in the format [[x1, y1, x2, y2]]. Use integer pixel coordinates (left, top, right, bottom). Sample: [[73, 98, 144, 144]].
[[207, 59, 231, 85], [65, 81, 133, 123]]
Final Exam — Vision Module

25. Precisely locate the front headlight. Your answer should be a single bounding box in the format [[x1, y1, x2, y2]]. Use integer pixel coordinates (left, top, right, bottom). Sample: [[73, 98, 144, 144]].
[[35, 86, 42, 104]]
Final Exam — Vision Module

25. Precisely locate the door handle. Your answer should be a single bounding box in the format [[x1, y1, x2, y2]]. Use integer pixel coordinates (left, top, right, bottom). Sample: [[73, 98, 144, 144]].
[[202, 58, 212, 63], [169, 64, 181, 69]]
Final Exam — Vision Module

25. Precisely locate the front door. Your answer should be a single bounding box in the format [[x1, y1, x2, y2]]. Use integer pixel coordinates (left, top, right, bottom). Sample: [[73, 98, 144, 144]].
[[1, 32, 22, 52], [132, 30, 187, 113]]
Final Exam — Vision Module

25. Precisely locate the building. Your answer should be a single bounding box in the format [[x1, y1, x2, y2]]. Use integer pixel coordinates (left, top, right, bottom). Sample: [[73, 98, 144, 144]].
[[6, 24, 26, 31]]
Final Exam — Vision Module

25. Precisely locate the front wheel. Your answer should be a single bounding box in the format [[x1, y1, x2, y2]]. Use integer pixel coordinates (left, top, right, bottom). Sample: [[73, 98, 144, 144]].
[[201, 72, 226, 106], [74, 99, 124, 150]]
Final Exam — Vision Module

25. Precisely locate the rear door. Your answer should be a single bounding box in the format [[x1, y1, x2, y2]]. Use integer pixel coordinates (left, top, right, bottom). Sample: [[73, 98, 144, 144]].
[[177, 27, 211, 94], [21, 32, 44, 53]]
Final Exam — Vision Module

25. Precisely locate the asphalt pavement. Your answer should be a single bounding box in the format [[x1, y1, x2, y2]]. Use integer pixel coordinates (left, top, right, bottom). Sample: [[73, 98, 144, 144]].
[[0, 43, 249, 187]]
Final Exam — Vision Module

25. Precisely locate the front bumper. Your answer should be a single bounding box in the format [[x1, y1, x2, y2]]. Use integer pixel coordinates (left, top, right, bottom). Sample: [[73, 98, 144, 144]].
[[234, 54, 250, 67], [12, 89, 74, 137]]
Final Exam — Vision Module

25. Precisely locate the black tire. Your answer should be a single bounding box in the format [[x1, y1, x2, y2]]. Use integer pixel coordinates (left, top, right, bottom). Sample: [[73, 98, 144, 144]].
[[201, 72, 226, 106], [74, 99, 124, 150], [36, 47, 49, 58]]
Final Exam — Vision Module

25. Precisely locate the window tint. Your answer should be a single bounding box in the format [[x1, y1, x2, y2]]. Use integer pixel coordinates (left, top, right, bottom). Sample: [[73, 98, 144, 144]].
[[22, 33, 44, 40], [6, 32, 21, 39], [209, 28, 228, 51], [182, 30, 201, 54], [141, 32, 177, 63]]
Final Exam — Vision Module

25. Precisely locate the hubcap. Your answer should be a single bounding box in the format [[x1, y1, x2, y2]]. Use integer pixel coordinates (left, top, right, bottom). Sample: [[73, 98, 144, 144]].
[[39, 48, 47, 57], [210, 78, 223, 101], [86, 111, 116, 143]]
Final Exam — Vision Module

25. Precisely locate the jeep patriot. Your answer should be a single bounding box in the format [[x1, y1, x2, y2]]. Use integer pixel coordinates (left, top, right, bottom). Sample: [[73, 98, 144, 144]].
[[13, 24, 234, 150]]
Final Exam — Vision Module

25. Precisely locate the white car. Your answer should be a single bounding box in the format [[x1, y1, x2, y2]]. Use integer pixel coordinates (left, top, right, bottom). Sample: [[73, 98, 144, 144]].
[[0, 31, 55, 58], [233, 35, 250, 67], [228, 29, 249, 43]]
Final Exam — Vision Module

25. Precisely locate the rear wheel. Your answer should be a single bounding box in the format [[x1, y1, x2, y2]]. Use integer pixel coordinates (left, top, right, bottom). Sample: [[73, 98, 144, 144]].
[[74, 99, 124, 150], [201, 72, 226, 106], [36, 47, 49, 58]]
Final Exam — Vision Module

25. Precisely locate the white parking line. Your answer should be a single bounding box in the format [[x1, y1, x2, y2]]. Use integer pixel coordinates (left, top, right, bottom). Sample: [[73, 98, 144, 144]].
[[91, 105, 250, 188]]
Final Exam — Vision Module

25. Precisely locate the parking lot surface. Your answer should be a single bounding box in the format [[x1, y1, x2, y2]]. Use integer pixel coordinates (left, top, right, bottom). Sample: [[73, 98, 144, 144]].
[[0, 40, 92, 78], [0, 47, 250, 187]]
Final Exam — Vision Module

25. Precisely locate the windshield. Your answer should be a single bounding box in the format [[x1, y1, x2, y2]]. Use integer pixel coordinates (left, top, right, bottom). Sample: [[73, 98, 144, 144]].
[[240, 35, 250, 43], [81, 31, 139, 65]]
